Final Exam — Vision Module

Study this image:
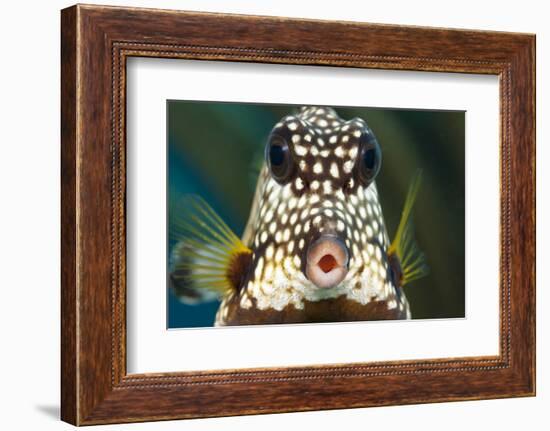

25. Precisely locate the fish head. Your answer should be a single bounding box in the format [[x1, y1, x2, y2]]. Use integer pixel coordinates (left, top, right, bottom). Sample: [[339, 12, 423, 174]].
[[239, 106, 399, 314]]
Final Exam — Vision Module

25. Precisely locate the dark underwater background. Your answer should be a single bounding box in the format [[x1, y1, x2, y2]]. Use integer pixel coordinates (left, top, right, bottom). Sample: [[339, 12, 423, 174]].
[[167, 101, 465, 329]]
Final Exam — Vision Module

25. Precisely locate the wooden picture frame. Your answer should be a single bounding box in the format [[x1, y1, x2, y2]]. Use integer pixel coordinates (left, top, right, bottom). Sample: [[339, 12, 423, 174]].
[[61, 4, 535, 425]]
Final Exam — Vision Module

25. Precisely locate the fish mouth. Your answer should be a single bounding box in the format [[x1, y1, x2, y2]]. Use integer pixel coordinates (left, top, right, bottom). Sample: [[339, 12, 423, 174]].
[[305, 235, 349, 289]]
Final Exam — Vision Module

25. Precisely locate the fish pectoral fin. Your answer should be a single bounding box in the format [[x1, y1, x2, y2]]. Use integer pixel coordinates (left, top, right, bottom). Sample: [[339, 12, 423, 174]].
[[388, 170, 429, 286], [169, 194, 252, 304]]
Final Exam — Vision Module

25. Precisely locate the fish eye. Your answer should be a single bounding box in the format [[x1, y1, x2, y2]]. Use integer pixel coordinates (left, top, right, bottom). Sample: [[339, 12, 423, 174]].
[[266, 134, 294, 184], [357, 132, 382, 185]]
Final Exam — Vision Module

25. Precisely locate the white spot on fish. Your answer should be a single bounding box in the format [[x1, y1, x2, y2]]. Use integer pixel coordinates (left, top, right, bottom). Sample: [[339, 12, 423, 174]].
[[313, 162, 323, 174], [330, 163, 339, 178], [294, 144, 307, 156], [343, 160, 354, 173]]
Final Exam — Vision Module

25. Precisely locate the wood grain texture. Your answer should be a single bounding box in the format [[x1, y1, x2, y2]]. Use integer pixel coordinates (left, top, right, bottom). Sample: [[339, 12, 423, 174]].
[[60, 4, 536, 425]]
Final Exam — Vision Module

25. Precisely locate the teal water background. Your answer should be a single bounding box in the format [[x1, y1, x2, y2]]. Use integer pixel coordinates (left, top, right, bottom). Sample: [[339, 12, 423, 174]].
[[167, 101, 465, 328]]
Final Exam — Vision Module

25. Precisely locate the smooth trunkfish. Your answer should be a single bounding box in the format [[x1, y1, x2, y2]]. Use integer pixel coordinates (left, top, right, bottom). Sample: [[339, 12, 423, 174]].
[[170, 107, 428, 326]]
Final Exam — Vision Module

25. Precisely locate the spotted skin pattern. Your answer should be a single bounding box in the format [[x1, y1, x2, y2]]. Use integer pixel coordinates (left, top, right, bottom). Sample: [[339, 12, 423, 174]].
[[215, 107, 410, 326]]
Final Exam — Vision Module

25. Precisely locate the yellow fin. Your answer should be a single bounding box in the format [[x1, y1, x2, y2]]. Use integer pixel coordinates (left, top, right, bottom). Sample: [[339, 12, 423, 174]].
[[169, 194, 252, 303], [388, 171, 429, 286]]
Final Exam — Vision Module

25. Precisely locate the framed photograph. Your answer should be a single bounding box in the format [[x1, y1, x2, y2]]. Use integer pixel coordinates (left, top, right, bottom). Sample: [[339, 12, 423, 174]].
[[61, 4, 535, 425]]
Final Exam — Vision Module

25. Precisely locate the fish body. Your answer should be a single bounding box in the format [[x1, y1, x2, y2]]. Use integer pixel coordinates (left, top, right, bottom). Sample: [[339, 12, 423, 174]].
[[170, 107, 427, 326]]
